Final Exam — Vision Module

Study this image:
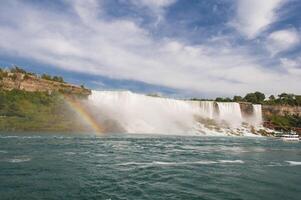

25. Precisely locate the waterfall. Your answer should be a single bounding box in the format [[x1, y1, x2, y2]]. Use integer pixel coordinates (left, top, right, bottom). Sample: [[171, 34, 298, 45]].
[[252, 104, 263, 126], [199, 101, 215, 119], [88, 91, 200, 134], [216, 102, 243, 127], [87, 90, 263, 135]]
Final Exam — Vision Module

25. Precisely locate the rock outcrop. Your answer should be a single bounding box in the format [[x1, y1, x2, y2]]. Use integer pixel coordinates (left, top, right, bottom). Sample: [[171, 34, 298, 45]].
[[0, 72, 91, 96], [262, 105, 301, 117], [239, 102, 254, 118]]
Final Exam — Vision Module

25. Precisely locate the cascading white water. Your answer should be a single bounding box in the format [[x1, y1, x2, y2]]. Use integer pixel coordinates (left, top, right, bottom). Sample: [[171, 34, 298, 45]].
[[88, 91, 201, 134], [216, 102, 243, 127], [87, 90, 264, 135], [199, 101, 215, 119], [252, 104, 263, 126]]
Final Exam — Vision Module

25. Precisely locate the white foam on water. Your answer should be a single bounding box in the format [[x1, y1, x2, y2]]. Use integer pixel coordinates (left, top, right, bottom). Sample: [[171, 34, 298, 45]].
[[286, 161, 301, 166], [152, 161, 220, 165], [218, 160, 244, 163], [94, 153, 107, 157], [64, 152, 76, 155], [0, 136, 42, 139], [8, 157, 31, 163], [117, 160, 245, 167], [0, 136, 19, 138]]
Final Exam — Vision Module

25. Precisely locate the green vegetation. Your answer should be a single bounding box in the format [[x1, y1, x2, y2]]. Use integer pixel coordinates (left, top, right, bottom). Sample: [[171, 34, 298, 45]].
[[215, 97, 233, 102], [237, 92, 300, 106], [0, 90, 90, 132], [196, 91, 301, 106], [41, 74, 65, 83], [10, 65, 27, 74], [147, 93, 162, 97], [190, 98, 214, 101], [2, 65, 37, 77], [233, 95, 243, 102], [212, 91, 266, 104], [1, 65, 65, 83], [265, 93, 301, 106], [0, 68, 8, 80], [266, 114, 301, 128], [244, 92, 265, 104]]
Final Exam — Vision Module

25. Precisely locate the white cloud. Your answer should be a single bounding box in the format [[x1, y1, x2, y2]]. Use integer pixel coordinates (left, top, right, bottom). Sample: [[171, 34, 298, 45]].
[[129, 0, 176, 23], [130, 0, 176, 10], [232, 0, 286, 39], [131, 0, 176, 8], [0, 0, 300, 96], [266, 28, 300, 55], [281, 57, 301, 75]]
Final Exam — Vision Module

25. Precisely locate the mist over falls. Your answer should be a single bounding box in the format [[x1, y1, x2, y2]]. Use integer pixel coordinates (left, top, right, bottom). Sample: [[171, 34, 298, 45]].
[[86, 91, 263, 135]]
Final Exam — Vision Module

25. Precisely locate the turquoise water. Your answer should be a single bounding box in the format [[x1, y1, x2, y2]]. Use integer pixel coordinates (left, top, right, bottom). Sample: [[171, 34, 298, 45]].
[[0, 134, 300, 200]]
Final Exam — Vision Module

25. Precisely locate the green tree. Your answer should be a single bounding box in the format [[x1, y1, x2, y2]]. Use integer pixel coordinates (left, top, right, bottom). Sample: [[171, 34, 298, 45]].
[[254, 91, 265, 102], [23, 74, 30, 80], [52, 76, 64, 83], [233, 96, 243, 102], [215, 97, 232, 102], [41, 74, 52, 80], [244, 93, 258, 103], [244, 92, 265, 104], [295, 95, 301, 106], [10, 65, 26, 74], [269, 95, 275, 100], [278, 93, 295, 105]]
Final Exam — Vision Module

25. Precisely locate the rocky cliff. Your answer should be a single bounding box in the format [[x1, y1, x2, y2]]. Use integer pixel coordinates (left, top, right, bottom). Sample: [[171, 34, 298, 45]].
[[239, 102, 254, 118], [262, 105, 301, 134], [0, 72, 91, 96], [262, 105, 301, 117]]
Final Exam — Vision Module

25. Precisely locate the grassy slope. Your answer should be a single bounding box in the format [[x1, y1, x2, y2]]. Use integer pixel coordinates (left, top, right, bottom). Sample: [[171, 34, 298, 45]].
[[0, 90, 91, 132], [265, 115, 301, 128]]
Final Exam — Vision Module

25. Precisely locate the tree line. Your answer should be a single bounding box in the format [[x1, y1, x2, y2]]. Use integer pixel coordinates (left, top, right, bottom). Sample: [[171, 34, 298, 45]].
[[192, 91, 301, 106], [0, 65, 65, 83]]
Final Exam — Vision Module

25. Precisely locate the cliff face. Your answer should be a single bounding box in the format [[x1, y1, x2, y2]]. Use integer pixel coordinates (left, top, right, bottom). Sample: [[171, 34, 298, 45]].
[[0, 72, 91, 96], [239, 102, 254, 118], [261, 105, 301, 134], [262, 105, 301, 117]]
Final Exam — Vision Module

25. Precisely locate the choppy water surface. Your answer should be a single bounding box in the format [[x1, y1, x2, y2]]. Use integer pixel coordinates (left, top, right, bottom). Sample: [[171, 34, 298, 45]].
[[0, 134, 300, 200]]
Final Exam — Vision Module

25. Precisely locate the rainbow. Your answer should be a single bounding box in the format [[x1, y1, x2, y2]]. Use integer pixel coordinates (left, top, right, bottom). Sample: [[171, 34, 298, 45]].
[[63, 95, 103, 133]]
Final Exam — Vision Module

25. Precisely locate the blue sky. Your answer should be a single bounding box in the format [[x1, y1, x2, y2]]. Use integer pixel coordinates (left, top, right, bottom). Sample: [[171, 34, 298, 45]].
[[0, 0, 301, 98]]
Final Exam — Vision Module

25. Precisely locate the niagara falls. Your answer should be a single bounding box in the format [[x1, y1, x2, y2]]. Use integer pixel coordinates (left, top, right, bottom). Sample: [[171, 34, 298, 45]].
[[0, 0, 301, 200], [86, 90, 264, 136]]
